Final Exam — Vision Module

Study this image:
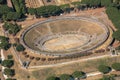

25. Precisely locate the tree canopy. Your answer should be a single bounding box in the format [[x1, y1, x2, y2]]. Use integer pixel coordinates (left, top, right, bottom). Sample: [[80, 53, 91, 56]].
[[72, 71, 86, 79], [36, 5, 62, 17], [4, 68, 15, 77], [0, 0, 6, 4], [0, 36, 10, 50], [0, 5, 12, 17], [112, 63, 120, 71], [81, 0, 101, 7], [27, 8, 36, 15], [101, 0, 113, 7], [6, 78, 16, 80], [98, 65, 111, 74], [1, 60, 14, 68], [112, 30, 120, 41], [106, 7, 120, 29], [16, 44, 25, 52], [11, 0, 26, 14], [59, 74, 71, 80], [3, 22, 21, 35], [5, 12, 21, 21], [99, 75, 115, 80], [46, 76, 59, 80]]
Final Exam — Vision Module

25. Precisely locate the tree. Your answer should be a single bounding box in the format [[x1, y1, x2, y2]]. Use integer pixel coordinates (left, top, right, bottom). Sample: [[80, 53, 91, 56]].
[[7, 55, 13, 59], [6, 78, 16, 80], [81, 0, 101, 8], [4, 68, 15, 77], [1, 60, 14, 68], [27, 8, 36, 15], [59, 4, 70, 13], [91, 0, 101, 7], [101, 0, 113, 7], [0, 58, 2, 64], [6, 12, 21, 21], [0, 0, 6, 4], [106, 7, 120, 29], [59, 74, 71, 80], [99, 75, 115, 80], [112, 63, 120, 71], [3, 22, 21, 35], [46, 76, 59, 80], [0, 36, 11, 50], [0, 5, 12, 18], [112, 30, 120, 41], [12, 0, 26, 14], [36, 5, 62, 17], [72, 71, 86, 79], [16, 44, 25, 52], [98, 65, 111, 74]]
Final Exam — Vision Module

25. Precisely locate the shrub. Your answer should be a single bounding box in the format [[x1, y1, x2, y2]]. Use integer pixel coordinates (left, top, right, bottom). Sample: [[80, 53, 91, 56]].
[[98, 65, 111, 74], [1, 60, 14, 68], [72, 71, 86, 79], [112, 63, 120, 71], [6, 78, 16, 80], [99, 75, 115, 80], [16, 44, 25, 52], [59, 74, 71, 80], [4, 68, 15, 77], [7, 55, 13, 59], [0, 58, 2, 64], [46, 76, 59, 80], [0, 36, 11, 50], [3, 22, 21, 35]]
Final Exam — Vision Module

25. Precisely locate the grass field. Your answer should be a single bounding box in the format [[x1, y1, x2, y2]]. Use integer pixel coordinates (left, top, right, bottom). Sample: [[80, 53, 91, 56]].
[[13, 55, 120, 80]]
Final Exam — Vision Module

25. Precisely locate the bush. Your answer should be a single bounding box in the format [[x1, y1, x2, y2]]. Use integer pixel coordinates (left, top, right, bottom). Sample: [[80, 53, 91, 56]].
[[1, 60, 14, 68], [46, 76, 59, 80], [27, 8, 36, 15], [6, 78, 16, 80], [4, 68, 15, 77], [112, 63, 120, 71], [98, 65, 111, 74], [0, 36, 11, 50], [3, 22, 21, 35], [16, 44, 25, 52], [6, 12, 21, 21], [99, 75, 115, 80], [59, 74, 72, 80], [7, 55, 13, 59], [112, 30, 120, 41], [0, 58, 2, 64], [36, 5, 62, 17], [72, 71, 86, 79]]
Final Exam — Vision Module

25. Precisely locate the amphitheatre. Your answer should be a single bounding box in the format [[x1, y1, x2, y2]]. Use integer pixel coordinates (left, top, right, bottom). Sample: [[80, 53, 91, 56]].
[[20, 16, 110, 57]]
